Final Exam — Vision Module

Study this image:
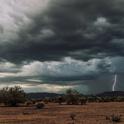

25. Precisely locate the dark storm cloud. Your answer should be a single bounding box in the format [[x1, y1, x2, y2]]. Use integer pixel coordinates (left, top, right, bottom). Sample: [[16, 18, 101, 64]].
[[1, 0, 124, 62], [1, 0, 124, 93]]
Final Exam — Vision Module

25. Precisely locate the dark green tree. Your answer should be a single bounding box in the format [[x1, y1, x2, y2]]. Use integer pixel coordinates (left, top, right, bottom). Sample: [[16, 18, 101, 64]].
[[65, 89, 80, 105], [0, 86, 26, 106]]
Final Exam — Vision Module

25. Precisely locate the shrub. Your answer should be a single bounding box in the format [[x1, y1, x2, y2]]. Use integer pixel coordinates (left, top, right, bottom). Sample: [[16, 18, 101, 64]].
[[0, 86, 26, 107], [31, 99, 36, 104], [80, 98, 87, 105], [111, 114, 121, 123], [65, 89, 80, 105], [25, 101, 33, 106], [57, 96, 65, 105], [105, 114, 121, 123], [35, 102, 45, 109], [70, 113, 76, 124], [43, 97, 50, 104]]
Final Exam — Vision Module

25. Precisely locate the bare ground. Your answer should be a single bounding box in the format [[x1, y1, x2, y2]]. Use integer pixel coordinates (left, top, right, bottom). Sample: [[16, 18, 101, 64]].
[[0, 102, 124, 124]]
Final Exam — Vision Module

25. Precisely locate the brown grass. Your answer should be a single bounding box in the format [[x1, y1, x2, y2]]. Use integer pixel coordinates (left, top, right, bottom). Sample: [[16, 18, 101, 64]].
[[0, 102, 123, 124]]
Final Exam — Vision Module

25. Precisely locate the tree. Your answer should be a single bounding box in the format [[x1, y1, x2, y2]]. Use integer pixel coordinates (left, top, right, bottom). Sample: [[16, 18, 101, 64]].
[[65, 89, 80, 105], [0, 86, 26, 106]]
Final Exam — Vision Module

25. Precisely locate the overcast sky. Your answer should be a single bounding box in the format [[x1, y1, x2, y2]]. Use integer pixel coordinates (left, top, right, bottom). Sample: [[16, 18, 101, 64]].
[[0, 0, 124, 94]]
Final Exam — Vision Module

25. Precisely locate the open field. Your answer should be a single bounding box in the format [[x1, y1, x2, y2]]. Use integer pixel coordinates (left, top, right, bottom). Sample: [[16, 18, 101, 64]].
[[0, 102, 123, 124]]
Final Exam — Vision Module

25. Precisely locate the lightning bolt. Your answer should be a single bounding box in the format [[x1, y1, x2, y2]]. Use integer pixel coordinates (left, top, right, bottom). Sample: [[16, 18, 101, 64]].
[[112, 74, 117, 92]]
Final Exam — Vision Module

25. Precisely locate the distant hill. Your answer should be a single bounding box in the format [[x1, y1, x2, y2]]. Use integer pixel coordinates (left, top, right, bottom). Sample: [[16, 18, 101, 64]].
[[26, 91, 124, 100], [27, 92, 62, 99], [97, 91, 124, 97]]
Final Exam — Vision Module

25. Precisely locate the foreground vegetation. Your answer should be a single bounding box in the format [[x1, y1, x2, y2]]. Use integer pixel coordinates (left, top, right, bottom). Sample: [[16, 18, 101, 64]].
[[0, 86, 124, 107], [0, 86, 26, 107], [0, 86, 123, 124]]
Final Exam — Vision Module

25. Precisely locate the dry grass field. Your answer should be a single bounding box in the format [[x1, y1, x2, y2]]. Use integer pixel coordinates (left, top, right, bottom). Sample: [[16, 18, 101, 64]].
[[0, 102, 123, 124]]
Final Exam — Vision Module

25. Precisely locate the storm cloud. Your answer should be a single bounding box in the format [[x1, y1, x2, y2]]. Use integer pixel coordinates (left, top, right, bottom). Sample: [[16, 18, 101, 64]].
[[0, 0, 124, 93], [0, 0, 124, 62]]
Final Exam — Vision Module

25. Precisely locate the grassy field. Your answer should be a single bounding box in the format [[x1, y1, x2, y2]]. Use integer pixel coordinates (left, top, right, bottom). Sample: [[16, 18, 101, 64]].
[[0, 102, 123, 124]]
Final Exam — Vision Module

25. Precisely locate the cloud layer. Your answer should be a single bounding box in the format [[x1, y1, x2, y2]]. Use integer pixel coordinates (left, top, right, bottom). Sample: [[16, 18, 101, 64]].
[[1, 0, 124, 62], [0, 0, 124, 93], [0, 57, 122, 93]]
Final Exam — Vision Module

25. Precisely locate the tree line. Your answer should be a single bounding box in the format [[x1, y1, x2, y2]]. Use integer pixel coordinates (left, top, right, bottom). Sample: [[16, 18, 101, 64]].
[[0, 86, 124, 107]]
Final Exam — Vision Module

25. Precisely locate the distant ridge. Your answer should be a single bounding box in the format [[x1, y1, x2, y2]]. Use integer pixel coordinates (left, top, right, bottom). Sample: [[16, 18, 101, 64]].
[[27, 92, 62, 99], [26, 91, 124, 100], [97, 91, 124, 97]]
